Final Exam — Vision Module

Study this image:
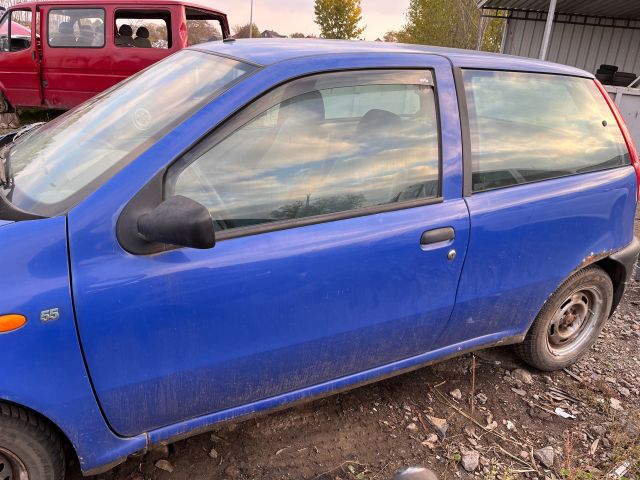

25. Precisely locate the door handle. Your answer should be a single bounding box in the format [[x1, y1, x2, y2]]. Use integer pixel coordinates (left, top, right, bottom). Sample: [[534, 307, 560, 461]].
[[420, 227, 455, 247]]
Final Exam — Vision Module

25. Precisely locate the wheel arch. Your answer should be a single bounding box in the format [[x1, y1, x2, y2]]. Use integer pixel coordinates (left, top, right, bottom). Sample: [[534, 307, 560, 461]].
[[595, 257, 627, 316], [0, 81, 14, 112], [0, 399, 78, 467]]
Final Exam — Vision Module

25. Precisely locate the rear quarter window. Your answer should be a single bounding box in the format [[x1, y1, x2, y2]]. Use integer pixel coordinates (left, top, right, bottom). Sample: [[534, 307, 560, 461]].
[[463, 70, 630, 192]]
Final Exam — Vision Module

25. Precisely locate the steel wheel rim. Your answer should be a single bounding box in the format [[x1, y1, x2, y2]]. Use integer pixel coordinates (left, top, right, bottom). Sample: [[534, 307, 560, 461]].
[[547, 286, 603, 357], [0, 448, 29, 480]]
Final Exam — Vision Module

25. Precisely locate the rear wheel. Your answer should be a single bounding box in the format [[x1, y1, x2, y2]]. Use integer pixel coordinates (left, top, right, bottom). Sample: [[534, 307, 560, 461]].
[[0, 403, 65, 480], [515, 266, 613, 371], [0, 93, 10, 114]]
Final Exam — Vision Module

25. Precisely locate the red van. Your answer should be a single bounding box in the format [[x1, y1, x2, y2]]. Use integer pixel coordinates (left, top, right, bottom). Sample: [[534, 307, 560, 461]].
[[0, 0, 229, 111]]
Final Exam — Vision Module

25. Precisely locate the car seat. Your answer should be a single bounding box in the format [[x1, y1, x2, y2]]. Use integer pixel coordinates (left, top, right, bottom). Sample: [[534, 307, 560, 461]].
[[50, 22, 76, 46], [77, 25, 95, 46], [115, 24, 134, 46], [134, 27, 152, 48]]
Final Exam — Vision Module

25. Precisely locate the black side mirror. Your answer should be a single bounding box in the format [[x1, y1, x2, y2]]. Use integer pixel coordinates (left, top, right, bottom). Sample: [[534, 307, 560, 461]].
[[137, 195, 215, 250]]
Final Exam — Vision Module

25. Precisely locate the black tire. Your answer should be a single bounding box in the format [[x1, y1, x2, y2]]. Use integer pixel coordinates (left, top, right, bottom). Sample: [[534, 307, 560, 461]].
[[0, 403, 65, 480], [0, 93, 9, 114], [514, 266, 613, 371]]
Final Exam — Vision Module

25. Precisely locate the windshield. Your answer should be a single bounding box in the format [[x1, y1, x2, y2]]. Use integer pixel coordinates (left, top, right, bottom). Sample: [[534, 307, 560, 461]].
[[1, 49, 256, 217]]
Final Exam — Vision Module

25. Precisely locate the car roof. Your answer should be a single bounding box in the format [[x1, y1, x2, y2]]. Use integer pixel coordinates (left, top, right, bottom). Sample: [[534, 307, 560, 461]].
[[10, 0, 225, 15], [196, 38, 593, 78]]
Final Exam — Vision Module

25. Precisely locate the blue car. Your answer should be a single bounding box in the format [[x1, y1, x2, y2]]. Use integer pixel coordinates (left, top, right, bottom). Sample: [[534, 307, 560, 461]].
[[0, 39, 638, 479]]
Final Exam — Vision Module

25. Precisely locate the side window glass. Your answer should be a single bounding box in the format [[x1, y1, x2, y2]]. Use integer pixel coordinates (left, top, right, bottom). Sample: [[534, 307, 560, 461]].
[[0, 9, 32, 52], [186, 8, 223, 46], [115, 11, 171, 49], [463, 70, 630, 192], [48, 9, 105, 48], [167, 71, 440, 234]]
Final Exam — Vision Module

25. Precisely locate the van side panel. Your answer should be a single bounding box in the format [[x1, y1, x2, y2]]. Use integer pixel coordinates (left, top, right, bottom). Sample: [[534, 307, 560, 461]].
[[436, 167, 637, 347], [0, 217, 146, 473]]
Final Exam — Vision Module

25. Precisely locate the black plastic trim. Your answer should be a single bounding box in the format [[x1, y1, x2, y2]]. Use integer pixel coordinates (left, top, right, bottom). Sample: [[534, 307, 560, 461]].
[[216, 197, 444, 242], [453, 67, 472, 197], [420, 227, 455, 246], [610, 236, 640, 283]]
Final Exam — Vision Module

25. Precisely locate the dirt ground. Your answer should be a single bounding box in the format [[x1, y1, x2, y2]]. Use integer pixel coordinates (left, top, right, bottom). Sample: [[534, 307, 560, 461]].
[[66, 215, 640, 480]]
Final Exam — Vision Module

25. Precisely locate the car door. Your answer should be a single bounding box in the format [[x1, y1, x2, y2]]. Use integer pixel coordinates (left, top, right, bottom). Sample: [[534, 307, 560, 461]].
[[0, 7, 42, 107], [435, 68, 637, 349], [41, 6, 110, 109], [69, 60, 470, 437]]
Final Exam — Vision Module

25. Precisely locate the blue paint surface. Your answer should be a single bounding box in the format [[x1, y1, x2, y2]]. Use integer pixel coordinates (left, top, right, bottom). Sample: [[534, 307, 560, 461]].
[[1, 40, 636, 474], [0, 217, 146, 471]]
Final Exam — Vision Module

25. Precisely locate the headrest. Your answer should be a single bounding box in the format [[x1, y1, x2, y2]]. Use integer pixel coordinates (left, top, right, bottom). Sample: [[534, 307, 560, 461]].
[[279, 90, 325, 125], [59, 22, 74, 34], [119, 24, 133, 37], [136, 26, 150, 39], [356, 109, 402, 138]]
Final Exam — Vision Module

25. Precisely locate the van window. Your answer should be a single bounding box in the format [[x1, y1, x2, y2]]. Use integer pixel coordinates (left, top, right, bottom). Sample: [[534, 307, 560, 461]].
[[463, 70, 630, 192], [186, 8, 223, 46], [167, 70, 440, 234], [48, 8, 105, 48], [0, 9, 32, 52], [115, 10, 170, 49]]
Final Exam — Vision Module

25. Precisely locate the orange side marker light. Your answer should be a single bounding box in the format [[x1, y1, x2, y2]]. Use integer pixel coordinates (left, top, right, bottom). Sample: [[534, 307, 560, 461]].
[[0, 314, 27, 333]]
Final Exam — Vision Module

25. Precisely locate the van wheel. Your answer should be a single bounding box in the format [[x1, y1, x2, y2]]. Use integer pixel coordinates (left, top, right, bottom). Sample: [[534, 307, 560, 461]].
[[515, 266, 613, 371], [0, 403, 65, 480], [0, 93, 9, 114]]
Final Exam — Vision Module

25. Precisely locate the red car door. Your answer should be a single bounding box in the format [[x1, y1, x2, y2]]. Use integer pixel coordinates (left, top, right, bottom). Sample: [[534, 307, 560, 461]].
[[0, 6, 42, 108], [40, 5, 113, 109]]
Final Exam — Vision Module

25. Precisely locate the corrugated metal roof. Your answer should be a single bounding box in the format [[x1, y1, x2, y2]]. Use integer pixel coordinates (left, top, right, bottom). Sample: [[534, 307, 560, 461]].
[[479, 0, 640, 20]]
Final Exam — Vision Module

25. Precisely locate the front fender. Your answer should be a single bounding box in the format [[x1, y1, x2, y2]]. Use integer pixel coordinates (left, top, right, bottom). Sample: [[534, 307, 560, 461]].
[[0, 216, 146, 473]]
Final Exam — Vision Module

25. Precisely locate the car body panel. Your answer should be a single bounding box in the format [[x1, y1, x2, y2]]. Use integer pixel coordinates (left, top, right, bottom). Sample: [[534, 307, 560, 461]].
[[196, 38, 593, 78], [67, 53, 469, 436], [0, 6, 42, 107], [437, 167, 638, 347], [0, 216, 147, 472]]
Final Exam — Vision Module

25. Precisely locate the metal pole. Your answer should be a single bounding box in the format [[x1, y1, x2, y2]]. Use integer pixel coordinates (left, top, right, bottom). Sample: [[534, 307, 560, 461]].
[[499, 13, 508, 54], [249, 0, 254, 38], [476, 16, 485, 51], [539, 0, 557, 60]]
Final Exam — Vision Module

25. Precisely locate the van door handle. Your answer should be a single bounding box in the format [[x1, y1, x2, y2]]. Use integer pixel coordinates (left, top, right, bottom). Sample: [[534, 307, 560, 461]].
[[420, 227, 455, 246]]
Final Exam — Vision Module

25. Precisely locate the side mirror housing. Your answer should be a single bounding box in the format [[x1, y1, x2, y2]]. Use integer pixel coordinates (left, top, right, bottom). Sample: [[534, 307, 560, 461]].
[[137, 195, 215, 250]]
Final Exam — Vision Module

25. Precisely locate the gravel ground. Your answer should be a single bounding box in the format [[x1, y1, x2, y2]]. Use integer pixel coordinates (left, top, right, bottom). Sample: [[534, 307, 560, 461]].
[[71, 216, 640, 480]]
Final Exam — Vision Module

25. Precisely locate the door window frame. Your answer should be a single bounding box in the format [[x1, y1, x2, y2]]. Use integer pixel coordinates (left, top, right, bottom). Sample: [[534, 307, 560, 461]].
[[163, 68, 444, 241], [0, 7, 35, 53], [454, 67, 629, 196], [114, 8, 172, 49], [46, 7, 106, 49]]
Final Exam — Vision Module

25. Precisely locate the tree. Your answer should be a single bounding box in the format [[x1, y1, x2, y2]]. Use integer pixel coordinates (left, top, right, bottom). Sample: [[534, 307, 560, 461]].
[[314, 0, 365, 40], [188, 20, 222, 46], [290, 32, 306, 38], [394, 0, 504, 52], [233, 23, 260, 39]]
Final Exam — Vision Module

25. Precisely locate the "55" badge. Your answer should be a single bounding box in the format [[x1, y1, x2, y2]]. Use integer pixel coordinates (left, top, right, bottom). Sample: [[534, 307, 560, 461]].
[[40, 309, 60, 322]]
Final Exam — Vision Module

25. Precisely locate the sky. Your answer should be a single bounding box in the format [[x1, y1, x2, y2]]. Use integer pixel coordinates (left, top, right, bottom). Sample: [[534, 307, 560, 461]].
[[202, 0, 411, 41]]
